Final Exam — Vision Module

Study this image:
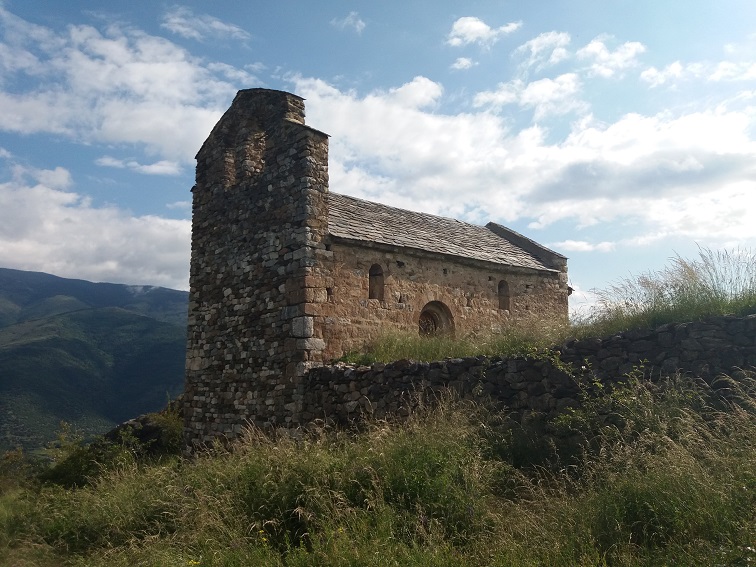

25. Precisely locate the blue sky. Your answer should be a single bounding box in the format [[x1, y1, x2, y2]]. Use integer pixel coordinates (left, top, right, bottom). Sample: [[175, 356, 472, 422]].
[[1, 1, 755, 313]]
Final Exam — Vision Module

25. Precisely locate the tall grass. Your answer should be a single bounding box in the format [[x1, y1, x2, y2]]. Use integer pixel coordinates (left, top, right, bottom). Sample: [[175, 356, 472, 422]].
[[2, 373, 754, 566], [575, 246, 756, 337], [341, 322, 568, 364]]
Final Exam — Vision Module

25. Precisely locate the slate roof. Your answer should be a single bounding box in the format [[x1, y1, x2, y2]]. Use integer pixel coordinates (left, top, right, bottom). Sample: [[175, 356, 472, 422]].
[[327, 192, 562, 272]]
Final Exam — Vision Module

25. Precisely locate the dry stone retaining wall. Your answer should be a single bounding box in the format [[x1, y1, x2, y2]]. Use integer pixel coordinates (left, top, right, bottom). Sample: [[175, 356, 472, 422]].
[[298, 314, 756, 426]]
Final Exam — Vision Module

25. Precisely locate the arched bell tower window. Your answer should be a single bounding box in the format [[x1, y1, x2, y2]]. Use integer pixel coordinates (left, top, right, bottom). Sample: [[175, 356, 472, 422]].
[[498, 280, 511, 311], [369, 264, 384, 300]]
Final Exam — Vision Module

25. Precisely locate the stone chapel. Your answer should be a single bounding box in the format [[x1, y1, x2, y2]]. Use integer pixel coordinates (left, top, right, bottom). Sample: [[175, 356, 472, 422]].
[[183, 88, 569, 444]]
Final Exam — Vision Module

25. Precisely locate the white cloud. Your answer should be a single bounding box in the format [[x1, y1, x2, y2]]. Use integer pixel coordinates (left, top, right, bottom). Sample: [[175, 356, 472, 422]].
[[553, 240, 615, 252], [166, 200, 191, 211], [642, 58, 756, 87], [640, 61, 685, 87], [450, 57, 476, 70], [0, 7, 236, 162], [160, 6, 250, 41], [330, 12, 366, 34], [515, 31, 571, 71], [0, 165, 190, 289], [291, 76, 756, 250], [95, 156, 182, 175], [32, 166, 73, 189], [207, 62, 261, 85], [474, 73, 586, 119], [447, 17, 521, 48], [577, 36, 646, 78], [568, 284, 601, 318], [709, 61, 756, 81]]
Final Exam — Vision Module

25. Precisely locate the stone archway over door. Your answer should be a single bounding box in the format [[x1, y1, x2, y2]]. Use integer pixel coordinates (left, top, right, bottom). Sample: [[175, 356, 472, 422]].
[[419, 301, 455, 337]]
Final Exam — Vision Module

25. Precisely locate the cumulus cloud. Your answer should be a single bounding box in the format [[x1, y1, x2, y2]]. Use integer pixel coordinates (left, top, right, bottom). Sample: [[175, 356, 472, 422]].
[[640, 61, 686, 87], [0, 165, 190, 289], [642, 57, 756, 87], [515, 31, 571, 71], [0, 6, 235, 162], [709, 61, 756, 81], [291, 76, 756, 249], [3, 6, 756, 291], [160, 6, 250, 41], [577, 36, 646, 77], [474, 73, 586, 119], [330, 12, 366, 34], [447, 17, 521, 48], [551, 240, 615, 252], [95, 156, 182, 175], [450, 57, 476, 70]]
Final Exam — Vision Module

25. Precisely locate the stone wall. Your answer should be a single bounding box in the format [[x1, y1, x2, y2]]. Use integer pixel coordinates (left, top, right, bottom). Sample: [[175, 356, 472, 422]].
[[299, 314, 756, 426], [313, 241, 566, 361]]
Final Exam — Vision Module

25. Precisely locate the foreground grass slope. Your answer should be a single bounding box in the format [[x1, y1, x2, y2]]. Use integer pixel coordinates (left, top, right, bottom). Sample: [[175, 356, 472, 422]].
[[1, 374, 754, 566]]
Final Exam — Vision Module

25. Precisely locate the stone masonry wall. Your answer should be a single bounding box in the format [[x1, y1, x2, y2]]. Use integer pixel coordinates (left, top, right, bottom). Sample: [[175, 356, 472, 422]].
[[313, 241, 567, 361], [184, 89, 330, 446], [299, 314, 756, 426]]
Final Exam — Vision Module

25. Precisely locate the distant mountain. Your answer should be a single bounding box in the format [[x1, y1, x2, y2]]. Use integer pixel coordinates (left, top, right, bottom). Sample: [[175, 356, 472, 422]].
[[0, 268, 188, 452]]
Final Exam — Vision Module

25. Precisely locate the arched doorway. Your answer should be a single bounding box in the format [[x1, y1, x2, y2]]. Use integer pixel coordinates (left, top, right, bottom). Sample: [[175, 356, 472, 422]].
[[418, 301, 454, 337]]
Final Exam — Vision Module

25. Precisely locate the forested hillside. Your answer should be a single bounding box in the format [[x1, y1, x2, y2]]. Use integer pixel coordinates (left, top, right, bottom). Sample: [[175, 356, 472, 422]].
[[0, 268, 188, 451]]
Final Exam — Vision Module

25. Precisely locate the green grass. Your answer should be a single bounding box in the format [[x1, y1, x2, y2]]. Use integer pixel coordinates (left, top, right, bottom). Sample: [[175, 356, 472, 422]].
[[340, 322, 567, 365], [1, 373, 754, 566]]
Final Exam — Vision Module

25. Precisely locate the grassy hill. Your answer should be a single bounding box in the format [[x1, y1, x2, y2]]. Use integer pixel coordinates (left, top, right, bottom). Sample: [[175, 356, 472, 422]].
[[1, 372, 754, 566], [0, 268, 187, 452]]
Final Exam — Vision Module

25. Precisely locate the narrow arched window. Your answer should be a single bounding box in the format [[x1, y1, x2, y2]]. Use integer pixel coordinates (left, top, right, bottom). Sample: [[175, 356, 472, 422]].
[[498, 280, 511, 311], [369, 264, 384, 300]]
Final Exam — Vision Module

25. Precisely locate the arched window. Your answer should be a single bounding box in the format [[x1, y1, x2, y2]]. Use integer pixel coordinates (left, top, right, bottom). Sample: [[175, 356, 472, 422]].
[[498, 280, 511, 311], [419, 301, 454, 337], [369, 264, 384, 300]]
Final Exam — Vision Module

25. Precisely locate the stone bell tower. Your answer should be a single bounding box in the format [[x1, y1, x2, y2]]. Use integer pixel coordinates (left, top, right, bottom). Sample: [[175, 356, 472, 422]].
[[183, 89, 330, 447]]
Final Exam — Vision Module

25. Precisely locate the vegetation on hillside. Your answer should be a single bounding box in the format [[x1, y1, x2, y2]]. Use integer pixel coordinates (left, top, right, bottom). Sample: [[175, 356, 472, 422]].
[[0, 268, 188, 452], [1, 372, 754, 566]]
